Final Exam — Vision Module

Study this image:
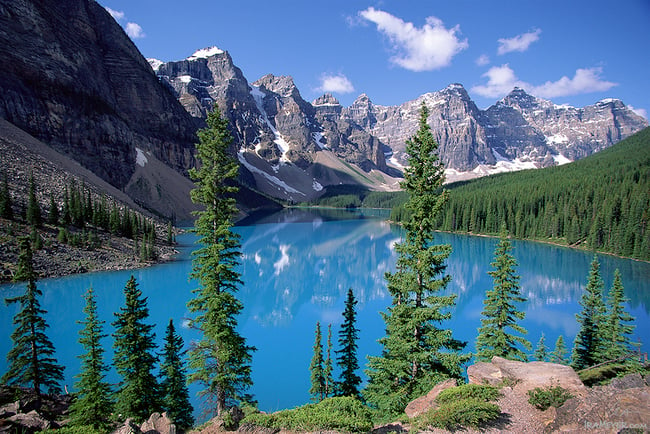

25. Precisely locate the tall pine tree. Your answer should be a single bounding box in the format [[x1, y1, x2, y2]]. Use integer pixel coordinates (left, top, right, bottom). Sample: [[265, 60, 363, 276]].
[[364, 103, 470, 416], [160, 319, 194, 430], [26, 173, 42, 227], [309, 321, 325, 402], [550, 335, 568, 365], [336, 288, 361, 398], [323, 324, 335, 398], [571, 256, 608, 370], [69, 287, 113, 430], [187, 105, 254, 416], [2, 237, 64, 395], [475, 233, 531, 362], [0, 170, 13, 219], [533, 333, 548, 362], [112, 275, 160, 421], [602, 269, 636, 360]]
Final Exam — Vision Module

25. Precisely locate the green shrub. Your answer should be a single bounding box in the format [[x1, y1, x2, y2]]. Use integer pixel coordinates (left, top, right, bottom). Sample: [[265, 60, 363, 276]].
[[241, 396, 373, 433], [41, 426, 105, 434], [578, 361, 646, 387], [414, 398, 501, 431], [527, 385, 573, 410], [435, 383, 501, 404]]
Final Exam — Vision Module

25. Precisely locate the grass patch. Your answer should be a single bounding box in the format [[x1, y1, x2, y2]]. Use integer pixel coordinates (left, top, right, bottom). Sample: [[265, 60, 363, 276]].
[[241, 396, 373, 433]]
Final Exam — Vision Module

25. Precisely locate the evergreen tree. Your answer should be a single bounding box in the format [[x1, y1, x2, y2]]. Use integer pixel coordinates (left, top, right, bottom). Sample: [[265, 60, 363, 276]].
[[26, 173, 42, 227], [0, 171, 13, 219], [112, 275, 160, 421], [571, 256, 608, 370], [309, 321, 325, 402], [69, 288, 113, 430], [550, 335, 568, 365], [476, 232, 531, 362], [364, 103, 470, 416], [186, 105, 254, 416], [533, 333, 548, 361], [2, 237, 64, 395], [602, 269, 636, 360], [48, 194, 59, 225], [336, 288, 361, 398], [324, 324, 335, 398], [160, 319, 194, 429]]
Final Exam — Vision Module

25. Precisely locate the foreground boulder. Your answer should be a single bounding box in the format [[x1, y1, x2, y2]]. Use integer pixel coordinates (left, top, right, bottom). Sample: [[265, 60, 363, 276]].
[[546, 381, 650, 433], [468, 356, 587, 396], [404, 378, 457, 418]]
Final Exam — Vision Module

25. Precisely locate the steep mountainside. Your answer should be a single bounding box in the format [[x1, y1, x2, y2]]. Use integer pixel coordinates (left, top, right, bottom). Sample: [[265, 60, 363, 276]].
[[0, 0, 198, 218]]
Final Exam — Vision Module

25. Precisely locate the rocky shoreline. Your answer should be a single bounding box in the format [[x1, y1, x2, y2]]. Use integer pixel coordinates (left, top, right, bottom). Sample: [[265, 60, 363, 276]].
[[0, 218, 180, 285]]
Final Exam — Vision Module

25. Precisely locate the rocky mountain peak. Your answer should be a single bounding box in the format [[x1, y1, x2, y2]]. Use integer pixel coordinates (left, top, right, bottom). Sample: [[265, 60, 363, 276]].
[[502, 87, 540, 110], [254, 74, 301, 99], [312, 93, 340, 106], [440, 82, 471, 99]]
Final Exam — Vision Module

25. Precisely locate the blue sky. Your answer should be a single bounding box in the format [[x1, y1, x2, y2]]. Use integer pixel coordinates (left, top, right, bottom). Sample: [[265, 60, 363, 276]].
[[99, 0, 649, 117]]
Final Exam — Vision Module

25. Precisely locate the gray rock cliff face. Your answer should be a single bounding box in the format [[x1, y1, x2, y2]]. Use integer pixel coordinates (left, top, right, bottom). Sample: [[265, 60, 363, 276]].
[[0, 0, 198, 218], [152, 52, 389, 175]]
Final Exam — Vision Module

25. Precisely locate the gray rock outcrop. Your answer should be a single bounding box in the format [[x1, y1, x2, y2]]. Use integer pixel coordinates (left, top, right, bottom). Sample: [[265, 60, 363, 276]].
[[467, 356, 587, 396]]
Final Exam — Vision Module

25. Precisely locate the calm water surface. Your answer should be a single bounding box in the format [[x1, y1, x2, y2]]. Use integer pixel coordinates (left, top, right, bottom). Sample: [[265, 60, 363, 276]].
[[1, 208, 649, 418]]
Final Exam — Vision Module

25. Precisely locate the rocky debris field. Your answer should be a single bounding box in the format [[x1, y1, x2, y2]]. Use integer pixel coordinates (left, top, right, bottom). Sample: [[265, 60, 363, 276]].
[[0, 218, 179, 284]]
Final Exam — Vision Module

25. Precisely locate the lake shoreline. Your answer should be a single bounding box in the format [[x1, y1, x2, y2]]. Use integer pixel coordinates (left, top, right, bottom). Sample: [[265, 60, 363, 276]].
[[0, 217, 181, 286]]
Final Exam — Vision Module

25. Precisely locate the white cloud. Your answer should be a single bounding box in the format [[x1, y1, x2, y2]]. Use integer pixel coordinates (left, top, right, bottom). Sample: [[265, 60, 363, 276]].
[[125, 22, 145, 39], [471, 64, 526, 98], [471, 64, 618, 99], [359, 7, 468, 71], [533, 67, 617, 98], [105, 7, 125, 21], [497, 28, 541, 55], [318, 73, 355, 94], [475, 54, 490, 66], [630, 106, 648, 119], [104, 6, 145, 39]]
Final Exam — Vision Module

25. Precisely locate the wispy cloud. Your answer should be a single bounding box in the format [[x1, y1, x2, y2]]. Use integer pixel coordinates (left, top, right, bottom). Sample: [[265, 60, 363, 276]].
[[497, 29, 541, 55], [475, 54, 490, 66], [125, 22, 145, 39], [318, 73, 355, 94], [105, 7, 125, 21], [533, 67, 617, 98], [471, 64, 618, 99], [104, 6, 145, 39], [629, 106, 647, 119], [358, 7, 468, 72]]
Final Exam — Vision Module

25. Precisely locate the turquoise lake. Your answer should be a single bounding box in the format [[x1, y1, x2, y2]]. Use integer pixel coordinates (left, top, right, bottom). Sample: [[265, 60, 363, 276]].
[[1, 208, 649, 418]]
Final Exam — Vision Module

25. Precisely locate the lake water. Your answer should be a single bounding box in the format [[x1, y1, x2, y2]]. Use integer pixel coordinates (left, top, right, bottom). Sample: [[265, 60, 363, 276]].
[[1, 208, 649, 419]]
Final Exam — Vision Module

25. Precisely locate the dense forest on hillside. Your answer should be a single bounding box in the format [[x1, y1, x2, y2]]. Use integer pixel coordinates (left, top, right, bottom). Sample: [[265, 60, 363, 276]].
[[427, 127, 650, 260]]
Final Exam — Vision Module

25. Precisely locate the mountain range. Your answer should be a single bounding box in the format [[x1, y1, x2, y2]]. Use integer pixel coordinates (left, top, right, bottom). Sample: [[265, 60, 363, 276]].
[[150, 46, 648, 199], [0, 0, 647, 219]]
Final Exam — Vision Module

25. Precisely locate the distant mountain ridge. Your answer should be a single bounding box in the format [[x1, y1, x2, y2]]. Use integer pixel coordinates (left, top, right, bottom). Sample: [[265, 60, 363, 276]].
[[151, 47, 648, 190]]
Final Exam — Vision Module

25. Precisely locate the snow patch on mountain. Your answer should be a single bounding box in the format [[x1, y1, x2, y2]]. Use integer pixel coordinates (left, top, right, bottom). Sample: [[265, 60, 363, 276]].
[[553, 154, 572, 165], [135, 147, 148, 167], [250, 85, 291, 162], [187, 46, 224, 60], [237, 151, 304, 196], [147, 58, 163, 72]]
